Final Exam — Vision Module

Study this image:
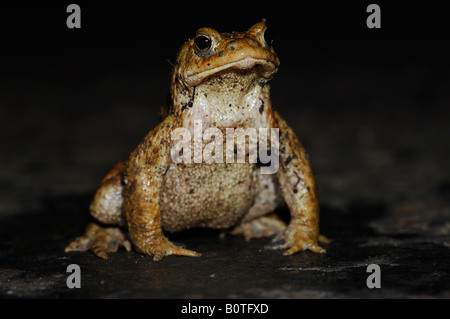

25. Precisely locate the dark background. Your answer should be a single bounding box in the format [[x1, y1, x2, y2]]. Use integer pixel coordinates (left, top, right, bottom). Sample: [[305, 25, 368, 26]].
[[0, 1, 449, 299]]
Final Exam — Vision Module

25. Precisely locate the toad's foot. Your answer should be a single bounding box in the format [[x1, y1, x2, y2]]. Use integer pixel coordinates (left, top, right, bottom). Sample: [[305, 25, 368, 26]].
[[231, 214, 287, 241], [65, 223, 132, 259], [135, 236, 201, 262], [266, 223, 329, 255]]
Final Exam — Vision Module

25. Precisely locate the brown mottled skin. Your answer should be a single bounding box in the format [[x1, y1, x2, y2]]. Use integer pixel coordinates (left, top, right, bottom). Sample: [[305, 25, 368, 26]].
[[66, 21, 328, 261]]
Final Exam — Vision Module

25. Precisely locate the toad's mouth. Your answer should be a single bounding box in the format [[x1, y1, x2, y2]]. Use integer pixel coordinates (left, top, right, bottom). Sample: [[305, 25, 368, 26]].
[[185, 57, 278, 87]]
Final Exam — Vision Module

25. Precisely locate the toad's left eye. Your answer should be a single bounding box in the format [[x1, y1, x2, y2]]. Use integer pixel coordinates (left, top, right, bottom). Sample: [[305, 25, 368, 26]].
[[194, 33, 213, 56]]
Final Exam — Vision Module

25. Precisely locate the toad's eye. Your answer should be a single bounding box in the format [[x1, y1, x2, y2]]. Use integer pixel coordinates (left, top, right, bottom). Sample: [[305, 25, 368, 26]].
[[195, 35, 211, 51], [194, 33, 213, 56]]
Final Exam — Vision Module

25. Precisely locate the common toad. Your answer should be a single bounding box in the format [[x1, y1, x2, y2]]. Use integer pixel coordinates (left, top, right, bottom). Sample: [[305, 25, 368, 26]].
[[66, 21, 328, 261]]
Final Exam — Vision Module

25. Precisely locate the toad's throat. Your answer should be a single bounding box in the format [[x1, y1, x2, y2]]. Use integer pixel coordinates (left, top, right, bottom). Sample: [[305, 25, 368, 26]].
[[186, 57, 278, 87], [200, 68, 261, 94], [181, 62, 273, 131], [187, 80, 267, 131]]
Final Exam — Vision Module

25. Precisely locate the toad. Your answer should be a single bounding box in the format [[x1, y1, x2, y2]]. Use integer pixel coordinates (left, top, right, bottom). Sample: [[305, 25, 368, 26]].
[[66, 21, 328, 261]]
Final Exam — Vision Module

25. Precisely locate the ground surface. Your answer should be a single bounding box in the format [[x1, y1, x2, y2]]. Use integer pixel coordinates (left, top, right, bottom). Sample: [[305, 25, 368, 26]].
[[1, 6, 449, 299]]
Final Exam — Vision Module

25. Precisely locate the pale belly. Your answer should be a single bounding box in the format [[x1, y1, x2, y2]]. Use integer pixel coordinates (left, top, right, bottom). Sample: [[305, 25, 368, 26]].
[[159, 162, 258, 232]]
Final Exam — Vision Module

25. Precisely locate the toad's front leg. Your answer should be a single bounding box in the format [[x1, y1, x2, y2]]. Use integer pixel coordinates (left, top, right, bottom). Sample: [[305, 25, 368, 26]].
[[123, 116, 201, 261], [268, 111, 328, 255]]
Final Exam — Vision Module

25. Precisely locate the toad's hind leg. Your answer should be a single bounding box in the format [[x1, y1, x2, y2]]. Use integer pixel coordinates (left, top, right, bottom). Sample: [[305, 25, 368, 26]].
[[66, 163, 131, 259], [90, 162, 126, 226], [231, 173, 286, 240]]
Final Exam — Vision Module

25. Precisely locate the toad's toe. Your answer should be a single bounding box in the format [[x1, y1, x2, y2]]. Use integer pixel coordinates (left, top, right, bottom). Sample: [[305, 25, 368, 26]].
[[65, 223, 131, 260]]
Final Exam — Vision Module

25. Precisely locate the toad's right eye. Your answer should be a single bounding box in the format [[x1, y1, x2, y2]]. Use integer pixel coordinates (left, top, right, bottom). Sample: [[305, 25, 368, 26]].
[[194, 33, 213, 56]]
